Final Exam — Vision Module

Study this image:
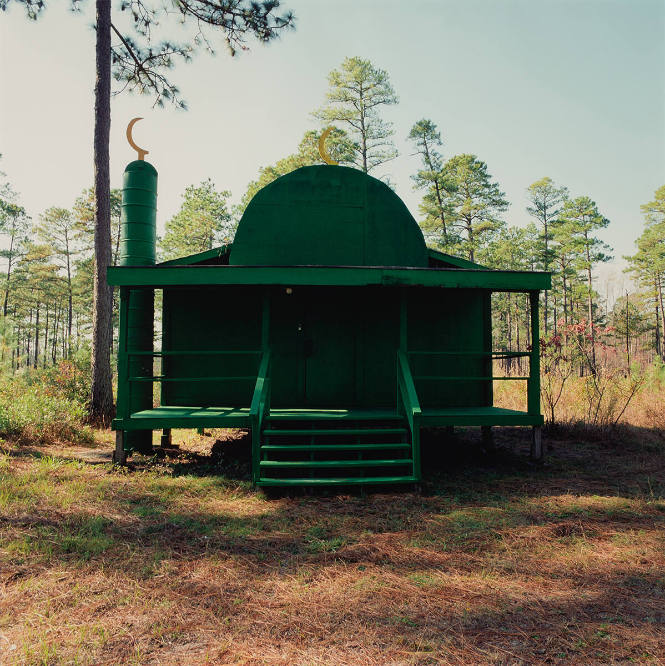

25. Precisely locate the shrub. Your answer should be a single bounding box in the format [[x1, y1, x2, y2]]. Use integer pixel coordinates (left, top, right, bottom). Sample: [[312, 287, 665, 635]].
[[0, 375, 93, 445]]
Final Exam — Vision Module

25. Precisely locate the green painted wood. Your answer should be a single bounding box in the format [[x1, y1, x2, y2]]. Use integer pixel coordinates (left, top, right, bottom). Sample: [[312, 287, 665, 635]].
[[120, 161, 158, 454], [419, 406, 544, 426], [427, 248, 489, 270], [413, 376, 528, 381], [528, 291, 541, 415], [396, 349, 422, 482], [230, 165, 428, 268], [111, 154, 548, 487], [267, 409, 400, 420], [259, 459, 413, 468], [257, 476, 418, 486], [107, 265, 551, 291], [157, 245, 230, 266], [260, 443, 409, 451], [161, 286, 263, 407], [263, 427, 406, 436], [250, 349, 272, 484], [407, 350, 530, 357]]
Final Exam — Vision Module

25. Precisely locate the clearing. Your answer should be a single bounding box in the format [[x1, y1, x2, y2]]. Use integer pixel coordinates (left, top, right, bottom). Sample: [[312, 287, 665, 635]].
[[1, 426, 664, 664]]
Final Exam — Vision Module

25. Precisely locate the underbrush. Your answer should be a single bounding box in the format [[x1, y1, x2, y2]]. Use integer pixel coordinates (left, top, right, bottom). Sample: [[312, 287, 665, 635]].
[[495, 362, 665, 434], [0, 356, 94, 445]]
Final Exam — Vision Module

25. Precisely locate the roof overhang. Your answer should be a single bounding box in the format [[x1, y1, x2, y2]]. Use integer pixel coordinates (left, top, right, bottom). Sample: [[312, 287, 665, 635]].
[[108, 265, 551, 291]]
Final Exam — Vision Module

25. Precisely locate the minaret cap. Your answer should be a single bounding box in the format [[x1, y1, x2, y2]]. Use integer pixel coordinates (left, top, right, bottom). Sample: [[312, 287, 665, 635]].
[[126, 117, 149, 161]]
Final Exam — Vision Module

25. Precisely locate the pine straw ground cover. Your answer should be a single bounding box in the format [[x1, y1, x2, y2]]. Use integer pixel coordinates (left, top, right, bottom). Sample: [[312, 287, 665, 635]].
[[0, 426, 664, 665]]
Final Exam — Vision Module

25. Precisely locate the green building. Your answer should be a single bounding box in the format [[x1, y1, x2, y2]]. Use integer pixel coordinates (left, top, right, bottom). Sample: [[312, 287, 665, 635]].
[[108, 161, 550, 487]]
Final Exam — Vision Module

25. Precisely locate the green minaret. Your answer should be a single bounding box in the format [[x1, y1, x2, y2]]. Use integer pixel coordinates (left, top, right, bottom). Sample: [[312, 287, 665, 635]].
[[119, 159, 157, 454]]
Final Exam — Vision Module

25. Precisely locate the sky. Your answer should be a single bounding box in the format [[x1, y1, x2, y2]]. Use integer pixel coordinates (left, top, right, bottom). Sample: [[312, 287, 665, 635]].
[[1, 0, 664, 300]]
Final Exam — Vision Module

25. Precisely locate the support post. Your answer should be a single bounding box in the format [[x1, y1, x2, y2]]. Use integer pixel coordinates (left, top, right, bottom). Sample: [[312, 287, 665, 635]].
[[113, 430, 127, 465], [531, 426, 543, 461], [160, 428, 172, 447], [528, 291, 541, 416]]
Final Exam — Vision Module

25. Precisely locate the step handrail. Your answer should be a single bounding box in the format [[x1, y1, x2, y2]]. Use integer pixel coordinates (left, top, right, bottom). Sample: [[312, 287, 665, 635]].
[[250, 349, 272, 484], [397, 350, 422, 482]]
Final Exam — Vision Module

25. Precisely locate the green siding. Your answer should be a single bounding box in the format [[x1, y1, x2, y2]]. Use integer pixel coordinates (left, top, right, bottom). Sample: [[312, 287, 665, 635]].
[[407, 289, 488, 409], [161, 286, 263, 406]]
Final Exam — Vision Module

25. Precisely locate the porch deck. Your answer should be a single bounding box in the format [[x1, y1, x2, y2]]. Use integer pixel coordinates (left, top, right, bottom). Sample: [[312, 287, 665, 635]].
[[112, 405, 542, 431]]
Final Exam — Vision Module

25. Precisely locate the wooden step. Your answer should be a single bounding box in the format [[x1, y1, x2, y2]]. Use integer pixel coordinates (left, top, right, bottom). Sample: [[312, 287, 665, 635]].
[[259, 459, 412, 468], [257, 476, 418, 486], [263, 427, 407, 437], [261, 442, 410, 452], [268, 409, 400, 421]]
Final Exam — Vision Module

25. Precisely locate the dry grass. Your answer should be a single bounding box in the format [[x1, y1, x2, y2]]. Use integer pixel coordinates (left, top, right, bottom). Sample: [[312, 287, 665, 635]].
[[1, 421, 664, 665], [494, 368, 665, 432]]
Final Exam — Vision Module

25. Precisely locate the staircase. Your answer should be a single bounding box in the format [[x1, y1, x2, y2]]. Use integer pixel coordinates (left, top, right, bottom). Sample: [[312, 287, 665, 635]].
[[255, 409, 418, 487]]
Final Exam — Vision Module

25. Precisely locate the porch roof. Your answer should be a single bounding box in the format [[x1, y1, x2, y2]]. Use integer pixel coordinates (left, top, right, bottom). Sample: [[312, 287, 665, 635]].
[[107, 264, 551, 291]]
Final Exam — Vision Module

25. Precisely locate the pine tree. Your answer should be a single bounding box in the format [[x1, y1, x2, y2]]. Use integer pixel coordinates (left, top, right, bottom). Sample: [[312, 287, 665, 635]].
[[161, 180, 233, 260], [314, 57, 398, 173], [440, 154, 508, 263], [34, 207, 80, 357], [526, 177, 568, 335], [408, 119, 458, 251], [557, 196, 612, 371], [0, 186, 30, 317], [625, 185, 665, 360]]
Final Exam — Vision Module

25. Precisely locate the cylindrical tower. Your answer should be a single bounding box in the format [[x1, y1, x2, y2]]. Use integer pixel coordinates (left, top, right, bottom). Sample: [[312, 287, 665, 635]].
[[120, 160, 157, 453]]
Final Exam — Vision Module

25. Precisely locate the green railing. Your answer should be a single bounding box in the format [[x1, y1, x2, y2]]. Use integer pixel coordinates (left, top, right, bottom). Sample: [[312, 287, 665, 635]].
[[397, 350, 422, 482], [407, 349, 535, 412], [249, 349, 272, 484], [118, 349, 263, 420]]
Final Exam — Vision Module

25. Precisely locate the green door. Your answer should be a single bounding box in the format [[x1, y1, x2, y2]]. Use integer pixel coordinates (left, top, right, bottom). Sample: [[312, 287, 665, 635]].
[[303, 291, 357, 407], [270, 287, 357, 407]]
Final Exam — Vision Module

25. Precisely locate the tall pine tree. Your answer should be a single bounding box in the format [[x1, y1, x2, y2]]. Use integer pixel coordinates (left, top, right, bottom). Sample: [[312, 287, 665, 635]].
[[314, 57, 398, 173]]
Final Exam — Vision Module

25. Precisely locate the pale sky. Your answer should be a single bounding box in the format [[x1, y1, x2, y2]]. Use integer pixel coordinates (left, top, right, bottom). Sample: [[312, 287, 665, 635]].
[[1, 0, 663, 298]]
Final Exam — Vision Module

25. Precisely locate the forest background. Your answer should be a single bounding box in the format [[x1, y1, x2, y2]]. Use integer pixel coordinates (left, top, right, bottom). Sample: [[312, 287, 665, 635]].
[[0, 0, 663, 439]]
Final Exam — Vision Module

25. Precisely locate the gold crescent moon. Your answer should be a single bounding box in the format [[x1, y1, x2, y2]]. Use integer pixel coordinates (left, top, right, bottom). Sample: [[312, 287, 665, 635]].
[[318, 127, 338, 165], [126, 117, 149, 161]]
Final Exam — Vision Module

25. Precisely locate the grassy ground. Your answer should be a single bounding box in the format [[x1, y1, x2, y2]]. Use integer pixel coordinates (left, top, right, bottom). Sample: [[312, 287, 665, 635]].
[[1, 426, 664, 665]]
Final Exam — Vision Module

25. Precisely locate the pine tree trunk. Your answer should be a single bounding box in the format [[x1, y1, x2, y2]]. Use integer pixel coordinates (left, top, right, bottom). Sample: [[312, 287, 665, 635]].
[[658, 276, 665, 361], [585, 240, 596, 373], [33, 302, 39, 370], [43, 304, 49, 369], [66, 232, 73, 358], [3, 226, 14, 317], [90, 0, 115, 426], [543, 219, 549, 336]]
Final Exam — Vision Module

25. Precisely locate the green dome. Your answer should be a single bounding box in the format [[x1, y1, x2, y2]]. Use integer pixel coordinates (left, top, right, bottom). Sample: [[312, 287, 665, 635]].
[[229, 165, 427, 267]]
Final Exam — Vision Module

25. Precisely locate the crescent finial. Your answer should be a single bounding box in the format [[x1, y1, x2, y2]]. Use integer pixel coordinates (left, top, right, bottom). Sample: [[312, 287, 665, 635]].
[[318, 127, 338, 165], [126, 117, 149, 161]]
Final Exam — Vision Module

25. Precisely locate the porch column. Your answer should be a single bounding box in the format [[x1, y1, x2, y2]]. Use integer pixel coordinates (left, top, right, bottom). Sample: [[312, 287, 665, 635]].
[[528, 291, 543, 460]]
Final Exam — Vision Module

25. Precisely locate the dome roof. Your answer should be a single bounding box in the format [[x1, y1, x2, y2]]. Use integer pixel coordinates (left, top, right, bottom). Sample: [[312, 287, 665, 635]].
[[229, 165, 427, 267]]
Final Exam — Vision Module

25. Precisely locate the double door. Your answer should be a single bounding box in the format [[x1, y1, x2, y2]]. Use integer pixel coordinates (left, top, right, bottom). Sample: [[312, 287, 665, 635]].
[[270, 287, 357, 407]]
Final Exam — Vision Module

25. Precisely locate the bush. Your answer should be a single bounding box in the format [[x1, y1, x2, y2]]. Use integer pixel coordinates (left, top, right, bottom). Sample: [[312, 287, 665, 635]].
[[41, 350, 92, 406], [0, 374, 93, 445]]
